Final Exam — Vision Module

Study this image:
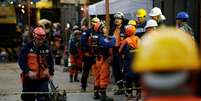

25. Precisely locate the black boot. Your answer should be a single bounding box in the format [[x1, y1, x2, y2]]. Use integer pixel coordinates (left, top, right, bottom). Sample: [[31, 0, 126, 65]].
[[80, 83, 86, 92], [114, 81, 124, 95], [125, 93, 133, 101], [74, 74, 79, 82], [100, 88, 113, 101], [136, 89, 141, 101], [70, 75, 73, 82], [93, 86, 100, 100]]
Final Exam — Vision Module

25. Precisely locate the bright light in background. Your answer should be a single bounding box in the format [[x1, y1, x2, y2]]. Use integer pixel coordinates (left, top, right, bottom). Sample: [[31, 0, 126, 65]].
[[18, 4, 21, 7], [80, 7, 84, 11], [10, 1, 14, 4], [21, 9, 25, 14], [22, 5, 25, 8], [66, 23, 70, 29], [30, 2, 33, 5]]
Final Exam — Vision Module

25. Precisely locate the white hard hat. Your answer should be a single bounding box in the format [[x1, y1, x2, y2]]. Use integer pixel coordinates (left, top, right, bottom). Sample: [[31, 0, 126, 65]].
[[160, 14, 166, 21], [145, 19, 158, 29], [149, 7, 162, 17], [114, 12, 125, 20]]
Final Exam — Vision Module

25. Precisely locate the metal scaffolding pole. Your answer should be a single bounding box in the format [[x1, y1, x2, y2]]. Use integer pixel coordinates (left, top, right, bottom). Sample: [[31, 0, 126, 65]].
[[200, 0, 201, 50], [27, 0, 31, 38], [84, 0, 90, 27], [105, 0, 110, 35]]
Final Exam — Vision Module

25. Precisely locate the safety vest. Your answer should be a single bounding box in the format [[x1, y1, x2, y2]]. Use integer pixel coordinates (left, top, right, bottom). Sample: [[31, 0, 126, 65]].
[[27, 47, 50, 80], [125, 35, 139, 49]]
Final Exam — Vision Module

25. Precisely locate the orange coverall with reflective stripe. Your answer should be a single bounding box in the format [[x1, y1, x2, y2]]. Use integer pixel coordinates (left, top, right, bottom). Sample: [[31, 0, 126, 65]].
[[92, 56, 110, 88]]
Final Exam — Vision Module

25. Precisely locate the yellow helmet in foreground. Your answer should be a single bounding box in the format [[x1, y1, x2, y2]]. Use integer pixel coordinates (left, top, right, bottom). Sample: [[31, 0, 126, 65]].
[[133, 27, 200, 72], [128, 20, 137, 26]]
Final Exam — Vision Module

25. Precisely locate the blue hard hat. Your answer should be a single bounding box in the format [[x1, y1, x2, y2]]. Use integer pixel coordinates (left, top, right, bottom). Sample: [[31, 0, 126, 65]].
[[176, 11, 189, 19]]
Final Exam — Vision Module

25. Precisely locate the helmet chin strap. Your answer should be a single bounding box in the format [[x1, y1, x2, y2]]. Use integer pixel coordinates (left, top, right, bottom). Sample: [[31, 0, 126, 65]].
[[142, 71, 189, 91], [33, 38, 43, 47], [33, 40, 37, 47]]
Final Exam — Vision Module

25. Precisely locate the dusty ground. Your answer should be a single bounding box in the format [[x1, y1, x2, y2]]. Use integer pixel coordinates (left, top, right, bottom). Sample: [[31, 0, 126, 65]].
[[0, 63, 128, 101]]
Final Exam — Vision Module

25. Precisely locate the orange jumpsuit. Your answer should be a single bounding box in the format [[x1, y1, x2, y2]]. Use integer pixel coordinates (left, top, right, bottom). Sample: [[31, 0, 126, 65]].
[[69, 48, 82, 75], [92, 56, 110, 88], [69, 36, 83, 81], [91, 33, 115, 89]]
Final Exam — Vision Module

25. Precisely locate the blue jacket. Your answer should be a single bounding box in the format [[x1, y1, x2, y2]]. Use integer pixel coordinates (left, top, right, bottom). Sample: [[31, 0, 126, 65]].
[[99, 34, 115, 59], [136, 21, 146, 38], [81, 28, 115, 59], [80, 28, 93, 53], [99, 35, 115, 48], [69, 37, 80, 55]]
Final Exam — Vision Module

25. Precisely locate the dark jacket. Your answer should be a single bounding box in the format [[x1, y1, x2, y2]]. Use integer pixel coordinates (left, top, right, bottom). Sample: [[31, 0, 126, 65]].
[[80, 28, 93, 53], [136, 21, 146, 38]]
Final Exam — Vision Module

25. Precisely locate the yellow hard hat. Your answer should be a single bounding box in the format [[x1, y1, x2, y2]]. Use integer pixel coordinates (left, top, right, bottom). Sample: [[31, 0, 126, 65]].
[[136, 8, 147, 18], [91, 17, 100, 24], [133, 27, 200, 72], [128, 20, 137, 26]]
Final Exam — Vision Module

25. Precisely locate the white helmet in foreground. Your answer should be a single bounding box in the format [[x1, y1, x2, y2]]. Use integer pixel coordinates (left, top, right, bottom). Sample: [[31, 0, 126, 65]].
[[145, 19, 158, 29]]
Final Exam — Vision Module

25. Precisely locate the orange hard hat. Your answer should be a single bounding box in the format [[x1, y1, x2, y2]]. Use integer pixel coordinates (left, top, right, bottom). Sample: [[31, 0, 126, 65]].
[[124, 25, 136, 36]]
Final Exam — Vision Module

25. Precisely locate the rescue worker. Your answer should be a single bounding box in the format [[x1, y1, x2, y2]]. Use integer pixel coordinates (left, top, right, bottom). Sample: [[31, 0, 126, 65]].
[[149, 7, 166, 26], [144, 19, 158, 32], [110, 12, 126, 95], [176, 11, 194, 38], [119, 24, 141, 101], [135, 8, 147, 38], [52, 23, 63, 65], [69, 25, 82, 82], [80, 17, 100, 91], [133, 27, 201, 101], [18, 27, 54, 101], [92, 22, 115, 101]]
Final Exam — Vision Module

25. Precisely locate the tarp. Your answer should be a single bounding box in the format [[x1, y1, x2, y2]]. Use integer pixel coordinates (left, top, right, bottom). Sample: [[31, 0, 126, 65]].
[[88, 0, 153, 19]]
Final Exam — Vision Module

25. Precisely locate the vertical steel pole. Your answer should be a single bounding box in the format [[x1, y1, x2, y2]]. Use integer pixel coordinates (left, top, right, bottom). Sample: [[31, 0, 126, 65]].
[[84, 0, 90, 27], [200, 0, 201, 51], [27, 0, 31, 38], [105, 0, 110, 35]]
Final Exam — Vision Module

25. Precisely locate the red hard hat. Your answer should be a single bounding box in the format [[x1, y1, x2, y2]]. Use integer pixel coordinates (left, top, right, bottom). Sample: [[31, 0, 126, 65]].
[[125, 25, 136, 36], [33, 27, 46, 40]]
